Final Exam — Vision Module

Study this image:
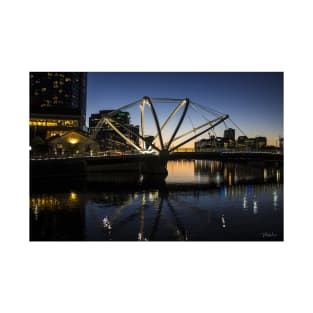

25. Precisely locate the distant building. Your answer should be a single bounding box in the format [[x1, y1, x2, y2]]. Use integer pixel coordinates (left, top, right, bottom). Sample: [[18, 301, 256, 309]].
[[244, 137, 256, 148], [279, 137, 284, 152], [223, 128, 235, 148], [224, 128, 235, 140], [195, 139, 210, 151], [255, 136, 267, 149], [215, 137, 225, 148], [89, 110, 139, 151], [237, 136, 248, 145], [30, 72, 87, 141], [194, 136, 224, 151]]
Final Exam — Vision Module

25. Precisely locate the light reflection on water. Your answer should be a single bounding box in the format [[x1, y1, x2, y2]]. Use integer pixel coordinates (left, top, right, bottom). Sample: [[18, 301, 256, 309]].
[[166, 160, 283, 185], [30, 160, 283, 241]]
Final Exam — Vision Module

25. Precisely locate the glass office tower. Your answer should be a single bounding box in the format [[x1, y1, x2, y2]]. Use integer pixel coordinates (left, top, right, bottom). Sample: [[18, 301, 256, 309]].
[[30, 72, 87, 140]]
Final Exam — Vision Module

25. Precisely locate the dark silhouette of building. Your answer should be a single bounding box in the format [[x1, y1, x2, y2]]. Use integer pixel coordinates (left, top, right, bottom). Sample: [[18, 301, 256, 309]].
[[240, 137, 267, 150], [89, 110, 139, 151], [237, 135, 248, 145], [223, 128, 235, 147], [224, 128, 235, 140], [255, 136, 267, 149], [194, 136, 224, 151], [279, 137, 284, 152], [30, 72, 87, 141]]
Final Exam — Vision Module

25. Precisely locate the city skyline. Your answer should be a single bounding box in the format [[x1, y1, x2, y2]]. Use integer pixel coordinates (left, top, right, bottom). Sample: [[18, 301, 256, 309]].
[[86, 72, 283, 146]]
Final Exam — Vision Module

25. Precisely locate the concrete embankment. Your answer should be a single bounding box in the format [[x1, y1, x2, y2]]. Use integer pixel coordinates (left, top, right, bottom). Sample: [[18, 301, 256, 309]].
[[30, 155, 167, 186], [30, 158, 87, 180]]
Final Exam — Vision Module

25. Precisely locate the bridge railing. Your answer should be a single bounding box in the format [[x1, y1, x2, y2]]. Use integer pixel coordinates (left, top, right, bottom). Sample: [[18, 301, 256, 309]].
[[193, 148, 282, 154], [30, 150, 147, 160]]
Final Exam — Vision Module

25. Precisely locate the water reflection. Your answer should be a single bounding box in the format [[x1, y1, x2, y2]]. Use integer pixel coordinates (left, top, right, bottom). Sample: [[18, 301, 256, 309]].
[[166, 160, 283, 186], [253, 199, 258, 215], [30, 160, 283, 241], [30, 185, 283, 241]]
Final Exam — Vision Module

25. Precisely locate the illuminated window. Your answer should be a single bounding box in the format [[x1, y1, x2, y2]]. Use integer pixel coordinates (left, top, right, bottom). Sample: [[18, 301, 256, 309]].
[[65, 77, 71, 82], [46, 121, 58, 126], [41, 87, 46, 92], [47, 130, 67, 138]]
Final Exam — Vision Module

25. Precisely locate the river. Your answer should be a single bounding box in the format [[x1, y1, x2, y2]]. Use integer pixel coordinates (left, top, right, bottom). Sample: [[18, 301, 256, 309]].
[[30, 160, 283, 241]]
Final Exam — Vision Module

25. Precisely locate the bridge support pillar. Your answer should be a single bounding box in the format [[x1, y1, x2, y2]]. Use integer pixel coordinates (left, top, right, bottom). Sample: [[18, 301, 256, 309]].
[[140, 152, 169, 185]]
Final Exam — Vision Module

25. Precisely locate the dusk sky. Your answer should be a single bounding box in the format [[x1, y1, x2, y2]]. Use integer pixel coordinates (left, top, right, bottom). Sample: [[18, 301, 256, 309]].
[[86, 72, 283, 146]]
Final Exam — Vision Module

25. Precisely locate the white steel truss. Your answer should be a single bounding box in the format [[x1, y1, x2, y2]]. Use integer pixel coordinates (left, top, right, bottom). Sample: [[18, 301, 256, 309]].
[[91, 97, 229, 154]]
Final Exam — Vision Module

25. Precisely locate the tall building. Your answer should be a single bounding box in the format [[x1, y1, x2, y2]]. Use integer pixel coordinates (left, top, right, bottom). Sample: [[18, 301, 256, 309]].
[[224, 128, 235, 140], [279, 137, 284, 152], [89, 110, 139, 151], [30, 72, 87, 140], [224, 128, 235, 148]]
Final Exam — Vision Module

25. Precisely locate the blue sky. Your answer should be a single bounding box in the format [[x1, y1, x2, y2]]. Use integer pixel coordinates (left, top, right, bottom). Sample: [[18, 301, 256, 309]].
[[86, 72, 283, 146]]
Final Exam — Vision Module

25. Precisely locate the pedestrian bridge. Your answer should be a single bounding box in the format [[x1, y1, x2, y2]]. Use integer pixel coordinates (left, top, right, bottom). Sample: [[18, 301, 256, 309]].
[[90, 96, 232, 156]]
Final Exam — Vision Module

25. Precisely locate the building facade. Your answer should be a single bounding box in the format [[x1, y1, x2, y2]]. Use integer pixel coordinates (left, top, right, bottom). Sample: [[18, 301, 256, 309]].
[[223, 128, 235, 148], [255, 136, 267, 149], [89, 110, 139, 151], [194, 136, 224, 151], [48, 131, 99, 156], [30, 72, 87, 141]]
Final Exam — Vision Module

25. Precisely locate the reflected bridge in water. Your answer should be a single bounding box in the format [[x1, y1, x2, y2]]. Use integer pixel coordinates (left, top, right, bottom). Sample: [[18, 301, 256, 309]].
[[30, 181, 283, 241]]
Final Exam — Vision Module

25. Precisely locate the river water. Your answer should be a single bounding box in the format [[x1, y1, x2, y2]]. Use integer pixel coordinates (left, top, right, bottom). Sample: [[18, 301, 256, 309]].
[[30, 160, 283, 241]]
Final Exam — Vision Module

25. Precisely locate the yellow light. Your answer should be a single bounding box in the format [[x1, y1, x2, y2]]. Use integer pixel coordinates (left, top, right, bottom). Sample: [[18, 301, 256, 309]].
[[69, 192, 77, 200], [46, 121, 58, 126], [68, 137, 79, 144], [228, 173, 232, 186]]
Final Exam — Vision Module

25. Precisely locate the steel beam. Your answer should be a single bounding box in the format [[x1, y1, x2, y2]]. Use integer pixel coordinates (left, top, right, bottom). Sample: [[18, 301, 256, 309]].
[[169, 118, 216, 144], [144, 97, 165, 150], [153, 99, 187, 144], [103, 118, 142, 151], [166, 98, 189, 150], [168, 114, 229, 152], [105, 117, 161, 153], [140, 98, 146, 149]]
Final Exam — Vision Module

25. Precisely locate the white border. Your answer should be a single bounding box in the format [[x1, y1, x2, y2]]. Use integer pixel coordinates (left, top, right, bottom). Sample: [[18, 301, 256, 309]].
[[1, 1, 313, 312]]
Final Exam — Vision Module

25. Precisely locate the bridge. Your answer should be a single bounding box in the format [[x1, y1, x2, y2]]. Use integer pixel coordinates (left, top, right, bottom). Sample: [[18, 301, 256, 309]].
[[31, 97, 282, 183], [90, 96, 231, 157]]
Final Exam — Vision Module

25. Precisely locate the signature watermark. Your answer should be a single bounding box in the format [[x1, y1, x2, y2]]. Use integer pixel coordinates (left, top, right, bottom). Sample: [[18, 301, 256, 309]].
[[260, 232, 278, 238]]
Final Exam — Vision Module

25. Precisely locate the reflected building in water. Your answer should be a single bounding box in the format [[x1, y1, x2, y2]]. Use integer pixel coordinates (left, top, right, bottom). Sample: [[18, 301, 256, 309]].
[[30, 159, 283, 241], [30, 192, 86, 241], [194, 160, 282, 186], [30, 182, 283, 241]]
